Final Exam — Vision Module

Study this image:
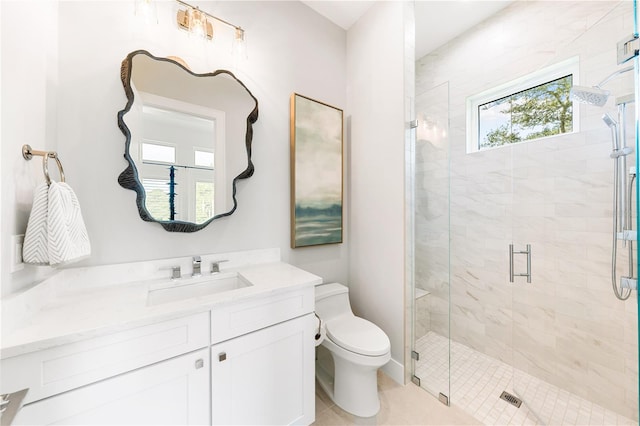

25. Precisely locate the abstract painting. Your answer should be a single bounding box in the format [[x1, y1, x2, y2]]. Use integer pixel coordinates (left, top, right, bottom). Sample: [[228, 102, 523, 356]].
[[290, 93, 343, 248]]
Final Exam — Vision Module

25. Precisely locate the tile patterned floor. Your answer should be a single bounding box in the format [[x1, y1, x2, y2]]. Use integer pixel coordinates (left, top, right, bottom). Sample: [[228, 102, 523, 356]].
[[414, 331, 636, 425]]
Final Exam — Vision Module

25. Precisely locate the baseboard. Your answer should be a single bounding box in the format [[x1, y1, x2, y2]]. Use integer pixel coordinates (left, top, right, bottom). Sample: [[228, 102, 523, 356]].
[[382, 357, 404, 384]]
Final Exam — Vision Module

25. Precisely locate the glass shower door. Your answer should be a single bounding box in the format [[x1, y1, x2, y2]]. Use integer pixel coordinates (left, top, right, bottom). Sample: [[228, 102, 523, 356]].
[[509, 2, 640, 423], [411, 81, 450, 403]]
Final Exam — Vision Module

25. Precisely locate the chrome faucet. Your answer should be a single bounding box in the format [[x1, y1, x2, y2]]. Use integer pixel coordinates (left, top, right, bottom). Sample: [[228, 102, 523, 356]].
[[211, 259, 228, 274], [192, 256, 202, 277]]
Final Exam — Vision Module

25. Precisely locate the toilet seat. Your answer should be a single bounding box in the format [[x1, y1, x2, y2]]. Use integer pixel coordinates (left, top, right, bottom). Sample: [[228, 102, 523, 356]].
[[326, 316, 390, 356]]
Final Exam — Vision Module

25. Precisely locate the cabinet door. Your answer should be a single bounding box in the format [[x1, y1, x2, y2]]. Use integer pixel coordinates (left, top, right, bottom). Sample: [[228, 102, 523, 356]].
[[211, 314, 315, 425], [14, 349, 209, 425]]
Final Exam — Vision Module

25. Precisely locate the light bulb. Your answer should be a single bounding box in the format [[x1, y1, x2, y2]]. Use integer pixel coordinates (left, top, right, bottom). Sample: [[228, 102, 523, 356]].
[[189, 8, 208, 39], [135, 0, 158, 24], [233, 28, 247, 59]]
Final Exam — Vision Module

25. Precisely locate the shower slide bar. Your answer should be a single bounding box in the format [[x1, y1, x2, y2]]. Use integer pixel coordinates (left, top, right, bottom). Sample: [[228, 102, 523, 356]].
[[509, 244, 531, 283], [618, 167, 638, 240], [618, 230, 638, 241]]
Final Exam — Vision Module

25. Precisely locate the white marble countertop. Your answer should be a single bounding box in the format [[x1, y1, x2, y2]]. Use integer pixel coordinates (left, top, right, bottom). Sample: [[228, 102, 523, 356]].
[[1, 249, 322, 360]]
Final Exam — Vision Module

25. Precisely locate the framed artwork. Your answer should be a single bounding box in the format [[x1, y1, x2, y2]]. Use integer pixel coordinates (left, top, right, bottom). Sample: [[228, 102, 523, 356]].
[[290, 93, 343, 248]]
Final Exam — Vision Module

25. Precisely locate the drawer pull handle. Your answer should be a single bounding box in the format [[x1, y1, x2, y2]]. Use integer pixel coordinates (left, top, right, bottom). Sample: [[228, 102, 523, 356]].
[[218, 352, 227, 362], [195, 358, 204, 369]]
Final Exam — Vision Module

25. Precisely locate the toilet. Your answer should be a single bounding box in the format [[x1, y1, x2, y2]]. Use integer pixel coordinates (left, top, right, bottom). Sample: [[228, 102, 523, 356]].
[[314, 282, 391, 417]]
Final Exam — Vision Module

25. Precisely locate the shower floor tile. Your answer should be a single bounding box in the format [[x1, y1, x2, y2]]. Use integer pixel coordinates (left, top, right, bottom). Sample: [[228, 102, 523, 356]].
[[414, 332, 636, 425]]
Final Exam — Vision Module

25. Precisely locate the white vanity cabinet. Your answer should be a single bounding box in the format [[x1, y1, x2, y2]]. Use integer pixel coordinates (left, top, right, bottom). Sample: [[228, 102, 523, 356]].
[[1, 257, 320, 426], [209, 286, 316, 425]]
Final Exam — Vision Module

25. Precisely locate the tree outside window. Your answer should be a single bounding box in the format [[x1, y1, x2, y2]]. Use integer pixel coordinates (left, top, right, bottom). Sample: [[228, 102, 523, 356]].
[[478, 75, 573, 150]]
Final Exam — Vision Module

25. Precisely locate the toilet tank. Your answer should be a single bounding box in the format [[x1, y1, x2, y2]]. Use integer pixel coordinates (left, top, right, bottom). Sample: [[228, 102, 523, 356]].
[[315, 283, 353, 321]]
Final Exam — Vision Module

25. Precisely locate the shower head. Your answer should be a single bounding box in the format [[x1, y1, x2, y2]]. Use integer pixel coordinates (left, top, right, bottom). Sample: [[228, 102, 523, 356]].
[[602, 112, 618, 128], [570, 86, 610, 106], [570, 65, 633, 107]]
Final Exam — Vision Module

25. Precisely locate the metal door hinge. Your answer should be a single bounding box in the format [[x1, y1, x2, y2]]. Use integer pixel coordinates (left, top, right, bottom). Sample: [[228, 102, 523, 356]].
[[618, 34, 640, 64], [411, 375, 421, 386], [438, 392, 450, 406], [411, 350, 420, 361], [408, 119, 418, 129]]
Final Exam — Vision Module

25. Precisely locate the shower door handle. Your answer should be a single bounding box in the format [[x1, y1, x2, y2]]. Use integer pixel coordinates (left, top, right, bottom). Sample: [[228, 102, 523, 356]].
[[509, 244, 514, 282], [509, 244, 531, 283]]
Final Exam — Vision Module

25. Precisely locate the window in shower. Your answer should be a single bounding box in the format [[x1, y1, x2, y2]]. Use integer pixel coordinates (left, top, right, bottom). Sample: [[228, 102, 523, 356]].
[[466, 57, 579, 153]]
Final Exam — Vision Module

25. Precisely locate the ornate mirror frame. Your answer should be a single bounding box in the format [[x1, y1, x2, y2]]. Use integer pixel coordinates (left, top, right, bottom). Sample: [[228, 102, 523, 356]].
[[117, 50, 258, 232]]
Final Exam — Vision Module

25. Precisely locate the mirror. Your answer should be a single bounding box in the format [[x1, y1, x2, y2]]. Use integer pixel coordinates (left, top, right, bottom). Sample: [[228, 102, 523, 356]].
[[117, 50, 258, 232]]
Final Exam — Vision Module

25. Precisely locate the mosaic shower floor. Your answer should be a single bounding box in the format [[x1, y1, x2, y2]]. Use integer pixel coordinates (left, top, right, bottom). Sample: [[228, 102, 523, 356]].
[[414, 332, 636, 425]]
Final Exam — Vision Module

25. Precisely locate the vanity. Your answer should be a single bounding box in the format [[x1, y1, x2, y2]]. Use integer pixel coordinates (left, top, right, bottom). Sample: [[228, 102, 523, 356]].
[[0, 249, 319, 425]]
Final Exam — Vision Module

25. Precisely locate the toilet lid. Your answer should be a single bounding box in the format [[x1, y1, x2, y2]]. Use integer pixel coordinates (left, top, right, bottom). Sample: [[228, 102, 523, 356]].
[[326, 316, 390, 356]]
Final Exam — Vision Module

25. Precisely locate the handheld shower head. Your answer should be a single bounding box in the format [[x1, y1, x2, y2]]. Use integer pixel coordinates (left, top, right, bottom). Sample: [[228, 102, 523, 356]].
[[570, 86, 610, 106], [602, 113, 620, 152], [602, 112, 618, 128]]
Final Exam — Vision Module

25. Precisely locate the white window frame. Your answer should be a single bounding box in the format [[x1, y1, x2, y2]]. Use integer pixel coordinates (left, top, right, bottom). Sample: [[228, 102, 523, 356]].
[[466, 57, 580, 154]]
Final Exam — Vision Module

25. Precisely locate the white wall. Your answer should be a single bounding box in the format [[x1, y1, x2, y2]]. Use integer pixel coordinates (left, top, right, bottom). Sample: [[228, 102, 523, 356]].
[[1, 0, 60, 294], [1, 1, 349, 296], [347, 1, 409, 383]]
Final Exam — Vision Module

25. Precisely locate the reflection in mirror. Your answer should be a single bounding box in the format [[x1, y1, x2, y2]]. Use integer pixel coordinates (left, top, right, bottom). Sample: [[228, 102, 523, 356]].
[[117, 50, 258, 232]]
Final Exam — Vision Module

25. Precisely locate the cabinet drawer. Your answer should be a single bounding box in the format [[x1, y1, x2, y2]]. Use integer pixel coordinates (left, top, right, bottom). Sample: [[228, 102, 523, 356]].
[[210, 286, 314, 344], [0, 312, 209, 404]]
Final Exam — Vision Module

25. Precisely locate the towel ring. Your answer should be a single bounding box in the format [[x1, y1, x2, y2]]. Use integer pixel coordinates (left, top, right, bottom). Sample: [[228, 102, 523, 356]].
[[43, 152, 65, 185], [22, 144, 65, 185]]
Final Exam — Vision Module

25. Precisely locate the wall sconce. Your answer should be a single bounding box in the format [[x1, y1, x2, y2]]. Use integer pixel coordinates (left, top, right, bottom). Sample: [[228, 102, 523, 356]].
[[175, 0, 246, 51]]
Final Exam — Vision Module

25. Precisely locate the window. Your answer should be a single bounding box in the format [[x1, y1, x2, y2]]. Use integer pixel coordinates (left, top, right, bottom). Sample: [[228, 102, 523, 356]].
[[142, 178, 172, 221], [195, 181, 214, 223], [467, 58, 579, 153], [141, 142, 176, 163], [194, 150, 214, 168]]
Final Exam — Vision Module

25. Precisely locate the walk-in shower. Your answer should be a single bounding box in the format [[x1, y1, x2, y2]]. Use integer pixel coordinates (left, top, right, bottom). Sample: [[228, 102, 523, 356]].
[[411, 1, 639, 425]]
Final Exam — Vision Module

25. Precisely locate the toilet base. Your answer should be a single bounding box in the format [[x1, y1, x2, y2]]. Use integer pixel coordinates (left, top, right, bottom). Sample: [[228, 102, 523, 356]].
[[315, 344, 389, 418]]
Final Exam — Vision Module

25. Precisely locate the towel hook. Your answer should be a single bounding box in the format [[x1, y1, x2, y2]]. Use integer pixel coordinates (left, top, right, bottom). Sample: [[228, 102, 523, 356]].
[[22, 144, 65, 185]]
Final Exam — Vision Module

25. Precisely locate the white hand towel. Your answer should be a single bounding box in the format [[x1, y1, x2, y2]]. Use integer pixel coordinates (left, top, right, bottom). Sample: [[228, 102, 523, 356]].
[[23, 183, 50, 265], [47, 182, 91, 266]]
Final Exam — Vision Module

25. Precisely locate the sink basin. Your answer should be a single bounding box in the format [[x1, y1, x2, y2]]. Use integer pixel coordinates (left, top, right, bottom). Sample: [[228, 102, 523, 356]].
[[147, 272, 252, 306]]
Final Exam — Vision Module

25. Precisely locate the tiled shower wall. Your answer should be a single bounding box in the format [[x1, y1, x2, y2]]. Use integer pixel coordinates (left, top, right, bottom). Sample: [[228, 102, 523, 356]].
[[415, 1, 638, 419]]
